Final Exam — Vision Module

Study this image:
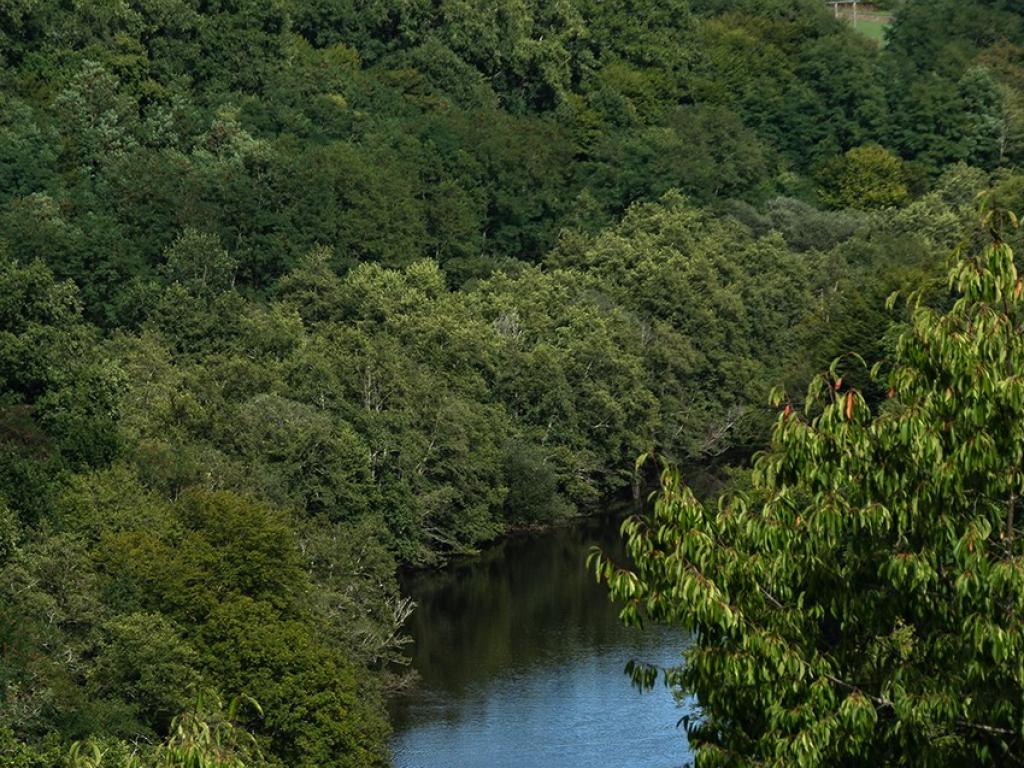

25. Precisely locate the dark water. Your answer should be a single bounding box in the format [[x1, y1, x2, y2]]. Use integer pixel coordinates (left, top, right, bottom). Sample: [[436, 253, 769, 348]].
[[389, 514, 694, 768]]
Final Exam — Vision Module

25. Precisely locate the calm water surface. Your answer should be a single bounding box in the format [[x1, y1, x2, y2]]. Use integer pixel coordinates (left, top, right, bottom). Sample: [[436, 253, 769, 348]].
[[389, 514, 694, 768]]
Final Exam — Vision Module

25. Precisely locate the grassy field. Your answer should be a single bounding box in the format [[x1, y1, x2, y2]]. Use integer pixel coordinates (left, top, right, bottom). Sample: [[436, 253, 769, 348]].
[[853, 19, 890, 45]]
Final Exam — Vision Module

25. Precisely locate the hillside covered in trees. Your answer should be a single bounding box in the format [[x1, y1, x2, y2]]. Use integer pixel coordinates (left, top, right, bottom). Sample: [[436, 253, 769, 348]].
[[2, 0, 1024, 765]]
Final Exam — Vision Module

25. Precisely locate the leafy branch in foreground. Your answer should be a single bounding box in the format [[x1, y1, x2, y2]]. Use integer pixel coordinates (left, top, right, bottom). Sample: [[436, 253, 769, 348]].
[[594, 211, 1024, 767], [68, 693, 263, 768]]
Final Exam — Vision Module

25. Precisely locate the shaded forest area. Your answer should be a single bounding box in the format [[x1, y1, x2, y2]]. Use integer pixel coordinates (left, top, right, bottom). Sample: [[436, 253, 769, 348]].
[[2, 0, 1024, 765]]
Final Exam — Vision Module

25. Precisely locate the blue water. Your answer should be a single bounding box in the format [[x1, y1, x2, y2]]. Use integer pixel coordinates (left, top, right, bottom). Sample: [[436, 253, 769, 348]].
[[389, 515, 695, 768]]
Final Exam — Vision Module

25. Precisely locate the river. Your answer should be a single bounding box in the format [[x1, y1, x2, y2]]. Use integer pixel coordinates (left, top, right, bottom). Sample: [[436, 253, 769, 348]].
[[389, 513, 694, 768]]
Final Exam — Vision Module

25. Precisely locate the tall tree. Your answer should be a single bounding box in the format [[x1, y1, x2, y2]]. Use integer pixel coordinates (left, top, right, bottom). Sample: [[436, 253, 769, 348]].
[[595, 208, 1024, 765]]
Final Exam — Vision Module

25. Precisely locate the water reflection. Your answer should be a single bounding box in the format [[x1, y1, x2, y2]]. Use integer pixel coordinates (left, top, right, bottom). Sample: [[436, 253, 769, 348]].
[[390, 514, 694, 768]]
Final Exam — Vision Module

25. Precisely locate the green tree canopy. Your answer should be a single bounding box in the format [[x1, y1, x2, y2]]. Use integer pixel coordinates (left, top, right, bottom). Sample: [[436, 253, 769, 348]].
[[596, 213, 1024, 765], [818, 144, 910, 210]]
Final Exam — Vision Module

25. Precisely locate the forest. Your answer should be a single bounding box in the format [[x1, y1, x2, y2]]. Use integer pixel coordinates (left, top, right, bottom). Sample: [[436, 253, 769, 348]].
[[2, 0, 1024, 765]]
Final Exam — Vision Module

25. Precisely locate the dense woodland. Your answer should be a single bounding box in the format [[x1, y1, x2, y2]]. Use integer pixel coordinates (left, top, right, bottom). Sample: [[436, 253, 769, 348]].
[[2, 0, 1024, 765]]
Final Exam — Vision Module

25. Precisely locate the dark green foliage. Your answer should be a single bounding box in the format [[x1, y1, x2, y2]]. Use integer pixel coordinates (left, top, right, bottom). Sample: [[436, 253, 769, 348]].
[[501, 440, 572, 526], [0, 257, 121, 474], [1, 478, 391, 766], [0, 256, 86, 402], [582, 105, 774, 213], [198, 598, 389, 768], [1, 0, 1024, 765], [88, 613, 202, 732], [886, 0, 1023, 75]]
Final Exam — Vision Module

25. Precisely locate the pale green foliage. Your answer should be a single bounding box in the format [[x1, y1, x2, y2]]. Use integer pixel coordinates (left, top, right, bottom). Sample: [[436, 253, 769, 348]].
[[51, 61, 139, 169], [300, 517, 413, 670], [889, 163, 990, 250], [818, 144, 910, 210], [596, 211, 1024, 765]]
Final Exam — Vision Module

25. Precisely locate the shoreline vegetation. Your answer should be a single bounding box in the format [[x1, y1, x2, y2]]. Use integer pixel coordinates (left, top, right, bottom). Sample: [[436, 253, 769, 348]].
[[2, 0, 1024, 766], [594, 220, 1024, 764]]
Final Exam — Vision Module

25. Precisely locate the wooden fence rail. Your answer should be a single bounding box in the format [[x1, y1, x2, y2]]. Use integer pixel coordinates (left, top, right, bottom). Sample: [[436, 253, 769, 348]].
[[826, 2, 894, 27]]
